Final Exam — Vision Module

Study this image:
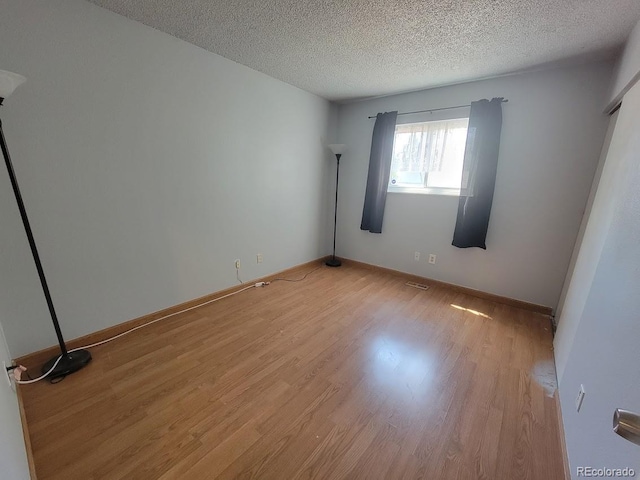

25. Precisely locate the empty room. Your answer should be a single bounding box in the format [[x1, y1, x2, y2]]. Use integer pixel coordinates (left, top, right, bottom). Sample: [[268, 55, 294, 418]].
[[2, 1, 640, 479]]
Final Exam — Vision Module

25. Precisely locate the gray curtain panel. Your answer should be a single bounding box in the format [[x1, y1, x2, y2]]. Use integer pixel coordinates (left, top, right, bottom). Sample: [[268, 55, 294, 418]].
[[360, 111, 398, 233], [452, 98, 503, 249]]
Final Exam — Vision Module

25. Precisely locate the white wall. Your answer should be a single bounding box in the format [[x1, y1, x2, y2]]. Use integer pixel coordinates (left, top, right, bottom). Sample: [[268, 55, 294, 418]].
[[0, 0, 337, 358], [607, 19, 640, 111], [335, 62, 613, 309], [555, 78, 640, 480], [0, 321, 30, 480], [553, 111, 618, 382], [555, 18, 640, 478]]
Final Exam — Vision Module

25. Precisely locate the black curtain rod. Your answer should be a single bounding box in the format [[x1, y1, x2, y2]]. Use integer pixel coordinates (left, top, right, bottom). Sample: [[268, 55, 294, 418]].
[[367, 98, 508, 119]]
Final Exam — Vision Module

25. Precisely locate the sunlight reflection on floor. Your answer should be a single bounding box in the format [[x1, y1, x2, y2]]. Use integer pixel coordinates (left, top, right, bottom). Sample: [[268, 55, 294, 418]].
[[450, 304, 492, 319], [532, 359, 558, 397], [369, 335, 434, 402]]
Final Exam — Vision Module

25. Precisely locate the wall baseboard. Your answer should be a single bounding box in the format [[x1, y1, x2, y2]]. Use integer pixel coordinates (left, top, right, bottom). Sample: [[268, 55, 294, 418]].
[[16, 385, 37, 480], [15, 255, 551, 370], [15, 257, 328, 370], [13, 253, 552, 480], [341, 258, 553, 316], [555, 389, 572, 480]]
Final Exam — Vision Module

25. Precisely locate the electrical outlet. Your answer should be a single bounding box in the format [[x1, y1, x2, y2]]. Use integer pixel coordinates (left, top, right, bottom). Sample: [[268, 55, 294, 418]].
[[414, 251, 420, 261], [428, 254, 437, 264], [256, 254, 263, 264], [576, 384, 586, 412], [235, 259, 241, 269], [2, 361, 12, 388]]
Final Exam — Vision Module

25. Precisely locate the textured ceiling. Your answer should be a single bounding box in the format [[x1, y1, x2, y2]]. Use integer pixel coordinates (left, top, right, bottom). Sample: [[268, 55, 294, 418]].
[[87, 0, 640, 102]]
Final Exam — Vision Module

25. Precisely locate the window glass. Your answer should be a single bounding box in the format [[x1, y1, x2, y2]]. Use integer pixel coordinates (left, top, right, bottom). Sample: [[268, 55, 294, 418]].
[[388, 117, 469, 194]]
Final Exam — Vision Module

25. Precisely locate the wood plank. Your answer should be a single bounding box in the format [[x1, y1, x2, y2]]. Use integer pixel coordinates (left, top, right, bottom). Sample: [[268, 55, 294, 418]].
[[342, 257, 553, 315], [16, 385, 38, 480], [555, 389, 572, 480], [15, 258, 328, 370], [18, 262, 564, 479]]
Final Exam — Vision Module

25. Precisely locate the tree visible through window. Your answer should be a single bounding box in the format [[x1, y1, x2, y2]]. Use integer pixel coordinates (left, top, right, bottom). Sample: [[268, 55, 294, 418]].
[[388, 117, 469, 194]]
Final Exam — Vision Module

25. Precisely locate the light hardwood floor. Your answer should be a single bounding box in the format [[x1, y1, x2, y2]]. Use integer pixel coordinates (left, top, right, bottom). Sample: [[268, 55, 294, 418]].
[[20, 262, 564, 479]]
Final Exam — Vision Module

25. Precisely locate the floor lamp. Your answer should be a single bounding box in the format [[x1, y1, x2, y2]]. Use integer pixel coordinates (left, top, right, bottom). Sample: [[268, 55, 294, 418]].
[[326, 144, 346, 267], [0, 70, 91, 379]]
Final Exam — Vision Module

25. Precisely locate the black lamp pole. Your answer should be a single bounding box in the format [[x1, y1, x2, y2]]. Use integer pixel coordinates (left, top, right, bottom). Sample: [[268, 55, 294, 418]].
[[326, 150, 342, 267], [1, 96, 91, 379]]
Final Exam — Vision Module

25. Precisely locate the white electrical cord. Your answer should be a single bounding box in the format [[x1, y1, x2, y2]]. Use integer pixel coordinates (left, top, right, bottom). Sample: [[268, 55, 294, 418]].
[[12, 356, 63, 385], [14, 282, 263, 385]]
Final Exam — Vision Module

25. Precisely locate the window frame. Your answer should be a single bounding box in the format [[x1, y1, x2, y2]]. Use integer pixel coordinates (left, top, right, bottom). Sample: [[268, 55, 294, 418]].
[[387, 108, 471, 196]]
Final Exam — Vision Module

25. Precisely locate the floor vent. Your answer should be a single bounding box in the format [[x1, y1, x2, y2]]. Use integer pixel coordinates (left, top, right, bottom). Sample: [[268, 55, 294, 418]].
[[405, 281, 430, 291]]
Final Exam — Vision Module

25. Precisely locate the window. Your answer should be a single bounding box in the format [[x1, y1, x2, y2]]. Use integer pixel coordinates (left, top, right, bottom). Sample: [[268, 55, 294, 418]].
[[388, 117, 469, 195]]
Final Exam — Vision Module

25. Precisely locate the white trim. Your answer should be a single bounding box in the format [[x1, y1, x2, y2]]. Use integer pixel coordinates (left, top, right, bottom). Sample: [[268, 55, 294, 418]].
[[387, 186, 460, 196]]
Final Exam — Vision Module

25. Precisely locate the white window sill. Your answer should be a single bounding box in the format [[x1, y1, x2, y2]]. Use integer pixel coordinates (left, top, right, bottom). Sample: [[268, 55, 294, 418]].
[[387, 186, 461, 196]]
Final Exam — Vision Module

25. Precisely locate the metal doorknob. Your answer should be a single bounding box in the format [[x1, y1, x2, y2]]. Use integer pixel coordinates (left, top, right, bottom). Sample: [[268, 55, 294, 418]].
[[613, 409, 640, 446]]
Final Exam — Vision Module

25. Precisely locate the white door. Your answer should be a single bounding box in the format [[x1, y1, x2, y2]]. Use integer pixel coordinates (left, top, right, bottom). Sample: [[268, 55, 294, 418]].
[[556, 79, 640, 479]]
